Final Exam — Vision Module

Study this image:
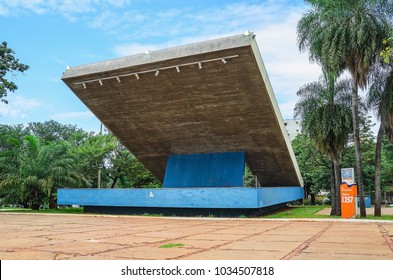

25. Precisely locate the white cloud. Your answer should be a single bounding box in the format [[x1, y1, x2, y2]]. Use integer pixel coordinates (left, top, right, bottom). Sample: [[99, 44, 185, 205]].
[[249, 8, 322, 112], [0, 3, 9, 15], [2, 1, 323, 122], [48, 55, 68, 66], [73, 1, 303, 41], [105, 0, 131, 8], [50, 111, 94, 120], [88, 10, 117, 30], [111, 1, 322, 120], [113, 43, 167, 57], [0, 95, 43, 119], [1, 0, 51, 15], [0, 0, 130, 18], [157, 9, 184, 19], [278, 100, 299, 120]]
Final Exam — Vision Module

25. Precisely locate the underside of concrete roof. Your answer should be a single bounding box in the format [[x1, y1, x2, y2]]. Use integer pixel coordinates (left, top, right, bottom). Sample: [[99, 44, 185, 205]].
[[62, 33, 303, 187]]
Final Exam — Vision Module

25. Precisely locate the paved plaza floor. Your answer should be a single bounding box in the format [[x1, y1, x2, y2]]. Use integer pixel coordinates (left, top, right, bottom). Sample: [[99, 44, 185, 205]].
[[0, 213, 392, 260]]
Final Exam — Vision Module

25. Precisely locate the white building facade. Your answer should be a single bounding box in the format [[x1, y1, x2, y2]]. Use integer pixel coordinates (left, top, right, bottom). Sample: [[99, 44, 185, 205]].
[[284, 119, 301, 141]]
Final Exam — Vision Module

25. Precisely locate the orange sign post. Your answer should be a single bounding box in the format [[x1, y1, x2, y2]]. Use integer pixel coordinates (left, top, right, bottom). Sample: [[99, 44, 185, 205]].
[[340, 183, 358, 219]]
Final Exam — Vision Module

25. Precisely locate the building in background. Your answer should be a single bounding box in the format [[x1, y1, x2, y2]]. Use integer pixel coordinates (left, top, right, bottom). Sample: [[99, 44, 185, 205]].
[[284, 119, 301, 141]]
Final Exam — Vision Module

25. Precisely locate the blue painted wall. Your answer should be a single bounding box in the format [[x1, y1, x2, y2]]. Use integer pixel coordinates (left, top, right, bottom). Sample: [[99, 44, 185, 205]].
[[163, 152, 245, 188], [58, 186, 303, 209], [257, 187, 304, 207]]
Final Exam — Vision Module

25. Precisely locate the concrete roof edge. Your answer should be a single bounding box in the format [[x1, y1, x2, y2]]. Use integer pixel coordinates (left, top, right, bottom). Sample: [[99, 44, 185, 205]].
[[62, 33, 254, 80], [250, 38, 304, 187]]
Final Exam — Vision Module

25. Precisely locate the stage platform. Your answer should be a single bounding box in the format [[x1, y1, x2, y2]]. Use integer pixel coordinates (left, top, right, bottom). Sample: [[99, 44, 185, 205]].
[[58, 187, 303, 216], [59, 32, 304, 214]]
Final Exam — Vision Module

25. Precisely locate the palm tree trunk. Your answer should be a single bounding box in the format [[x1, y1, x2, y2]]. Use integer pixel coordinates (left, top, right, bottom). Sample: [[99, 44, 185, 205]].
[[330, 161, 337, 215], [351, 84, 367, 217], [48, 187, 57, 209], [310, 194, 316, 205], [110, 177, 118, 189], [374, 124, 384, 217], [333, 157, 342, 216]]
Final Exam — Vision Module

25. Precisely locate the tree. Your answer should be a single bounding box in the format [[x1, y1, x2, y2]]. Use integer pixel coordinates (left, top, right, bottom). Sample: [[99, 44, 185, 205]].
[[27, 120, 88, 143], [292, 134, 331, 205], [128, 159, 161, 188], [381, 138, 393, 200], [295, 74, 352, 215], [71, 134, 116, 188], [0, 136, 80, 209], [297, 0, 391, 217], [103, 138, 161, 189], [70, 133, 160, 189], [0, 124, 28, 152], [0, 122, 163, 209], [104, 141, 133, 188], [0, 41, 29, 104], [342, 116, 377, 195], [368, 65, 393, 216]]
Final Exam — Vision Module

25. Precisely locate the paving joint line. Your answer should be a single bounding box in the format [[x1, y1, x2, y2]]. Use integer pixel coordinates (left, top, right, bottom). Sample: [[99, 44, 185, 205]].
[[82, 222, 289, 260], [280, 222, 334, 260], [136, 220, 258, 247], [9, 220, 241, 260], [377, 223, 393, 253], [75, 221, 251, 259], [172, 222, 295, 260]]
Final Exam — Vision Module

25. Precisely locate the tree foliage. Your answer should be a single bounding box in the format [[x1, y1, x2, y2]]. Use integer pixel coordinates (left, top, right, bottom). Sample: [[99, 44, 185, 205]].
[[381, 37, 393, 63], [297, 0, 392, 217], [295, 75, 352, 159], [26, 120, 88, 143], [292, 134, 331, 203], [368, 66, 393, 141], [0, 136, 80, 209], [368, 61, 393, 215], [294, 74, 352, 215], [0, 41, 29, 104], [381, 138, 393, 191], [0, 121, 161, 209]]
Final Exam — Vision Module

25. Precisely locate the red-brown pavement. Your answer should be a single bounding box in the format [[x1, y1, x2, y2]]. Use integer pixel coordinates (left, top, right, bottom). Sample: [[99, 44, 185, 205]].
[[0, 213, 392, 260]]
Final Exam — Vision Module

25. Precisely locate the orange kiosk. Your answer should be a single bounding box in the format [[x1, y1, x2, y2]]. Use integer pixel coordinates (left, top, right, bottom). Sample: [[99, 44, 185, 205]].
[[340, 168, 357, 218], [340, 183, 358, 218]]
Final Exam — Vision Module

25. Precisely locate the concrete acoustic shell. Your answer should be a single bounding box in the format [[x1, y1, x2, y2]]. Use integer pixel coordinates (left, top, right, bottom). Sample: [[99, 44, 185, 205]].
[[62, 33, 303, 187]]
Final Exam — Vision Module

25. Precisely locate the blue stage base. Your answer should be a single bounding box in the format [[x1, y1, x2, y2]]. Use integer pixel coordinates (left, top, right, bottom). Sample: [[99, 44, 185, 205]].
[[82, 204, 288, 217], [58, 187, 303, 210], [163, 152, 245, 188]]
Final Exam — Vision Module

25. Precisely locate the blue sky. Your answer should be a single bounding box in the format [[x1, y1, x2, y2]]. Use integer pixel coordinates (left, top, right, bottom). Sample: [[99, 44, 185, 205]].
[[0, 0, 322, 133]]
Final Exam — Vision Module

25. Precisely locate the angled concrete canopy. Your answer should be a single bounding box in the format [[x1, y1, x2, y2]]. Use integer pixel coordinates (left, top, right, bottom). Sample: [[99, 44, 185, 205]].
[[62, 33, 303, 187]]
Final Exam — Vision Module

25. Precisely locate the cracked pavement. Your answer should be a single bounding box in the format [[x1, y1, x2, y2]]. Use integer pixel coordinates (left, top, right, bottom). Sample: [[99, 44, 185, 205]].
[[0, 213, 392, 260]]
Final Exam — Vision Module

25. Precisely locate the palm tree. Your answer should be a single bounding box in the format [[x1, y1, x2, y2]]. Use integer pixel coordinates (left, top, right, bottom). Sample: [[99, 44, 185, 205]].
[[295, 74, 353, 216], [297, 0, 391, 217], [368, 66, 393, 216], [0, 136, 81, 209]]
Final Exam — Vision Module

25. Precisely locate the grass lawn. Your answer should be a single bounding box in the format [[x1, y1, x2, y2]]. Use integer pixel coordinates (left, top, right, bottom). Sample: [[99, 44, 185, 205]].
[[159, 243, 185, 248], [361, 215, 393, 220], [262, 205, 393, 220], [1, 205, 393, 220], [261, 205, 337, 219], [0, 207, 84, 214]]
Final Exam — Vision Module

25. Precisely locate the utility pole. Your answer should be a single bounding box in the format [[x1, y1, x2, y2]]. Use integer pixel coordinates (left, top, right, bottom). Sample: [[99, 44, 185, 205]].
[[98, 122, 103, 189]]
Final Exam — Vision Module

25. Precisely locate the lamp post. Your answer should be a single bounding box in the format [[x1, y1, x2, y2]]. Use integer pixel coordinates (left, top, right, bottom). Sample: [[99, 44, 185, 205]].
[[98, 122, 103, 189], [98, 163, 103, 189]]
